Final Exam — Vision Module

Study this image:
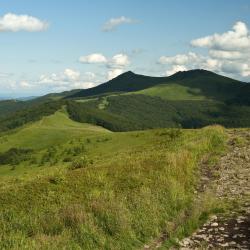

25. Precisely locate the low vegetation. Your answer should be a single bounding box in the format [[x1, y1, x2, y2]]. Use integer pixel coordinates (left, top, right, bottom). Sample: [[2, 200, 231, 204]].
[[0, 119, 227, 249]]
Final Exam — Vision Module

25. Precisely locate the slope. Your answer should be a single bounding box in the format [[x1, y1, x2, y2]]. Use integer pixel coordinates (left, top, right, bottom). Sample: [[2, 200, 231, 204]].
[[0, 109, 109, 152], [0, 125, 228, 249]]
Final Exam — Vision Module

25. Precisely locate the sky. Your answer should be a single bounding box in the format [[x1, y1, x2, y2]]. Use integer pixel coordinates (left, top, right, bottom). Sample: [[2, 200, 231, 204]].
[[0, 0, 250, 98]]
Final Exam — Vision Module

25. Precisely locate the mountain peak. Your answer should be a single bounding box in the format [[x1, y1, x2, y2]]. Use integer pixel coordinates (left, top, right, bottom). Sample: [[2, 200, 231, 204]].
[[170, 69, 216, 79], [114, 71, 136, 79]]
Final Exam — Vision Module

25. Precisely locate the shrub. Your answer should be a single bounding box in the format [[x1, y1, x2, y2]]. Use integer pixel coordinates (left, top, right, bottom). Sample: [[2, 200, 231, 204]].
[[0, 148, 33, 165]]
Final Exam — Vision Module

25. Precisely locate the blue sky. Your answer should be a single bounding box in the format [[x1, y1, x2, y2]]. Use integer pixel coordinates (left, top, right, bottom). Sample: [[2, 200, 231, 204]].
[[1, 0, 250, 97]]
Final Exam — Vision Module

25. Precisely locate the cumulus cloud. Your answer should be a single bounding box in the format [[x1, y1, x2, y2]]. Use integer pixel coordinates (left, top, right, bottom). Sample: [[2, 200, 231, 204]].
[[159, 21, 250, 79], [109, 54, 130, 68], [102, 16, 137, 32], [107, 54, 130, 79], [166, 65, 187, 76], [64, 68, 81, 81], [15, 69, 99, 93], [79, 53, 107, 64], [79, 52, 130, 80], [39, 68, 97, 88], [0, 13, 48, 32], [159, 52, 200, 65], [107, 69, 124, 80], [191, 22, 250, 51]]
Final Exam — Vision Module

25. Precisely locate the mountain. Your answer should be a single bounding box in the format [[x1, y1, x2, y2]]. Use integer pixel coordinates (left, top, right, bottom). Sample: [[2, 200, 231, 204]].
[[67, 71, 168, 98], [1, 69, 250, 132], [67, 69, 248, 102]]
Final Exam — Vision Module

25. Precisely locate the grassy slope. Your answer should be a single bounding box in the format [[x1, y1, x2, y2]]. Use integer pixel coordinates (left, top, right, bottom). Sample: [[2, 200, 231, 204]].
[[0, 111, 110, 178], [133, 83, 206, 101], [0, 110, 109, 152], [0, 120, 227, 249]]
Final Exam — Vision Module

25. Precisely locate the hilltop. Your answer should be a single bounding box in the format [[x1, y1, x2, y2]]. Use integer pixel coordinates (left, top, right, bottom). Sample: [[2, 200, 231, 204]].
[[67, 69, 246, 101]]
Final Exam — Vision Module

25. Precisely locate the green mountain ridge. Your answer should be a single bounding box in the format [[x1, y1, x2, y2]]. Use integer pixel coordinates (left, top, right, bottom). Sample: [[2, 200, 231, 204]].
[[67, 69, 248, 101], [0, 69, 250, 132]]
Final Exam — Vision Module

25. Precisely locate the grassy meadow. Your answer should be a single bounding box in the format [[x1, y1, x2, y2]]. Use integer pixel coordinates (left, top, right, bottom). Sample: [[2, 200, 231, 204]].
[[0, 110, 227, 249]]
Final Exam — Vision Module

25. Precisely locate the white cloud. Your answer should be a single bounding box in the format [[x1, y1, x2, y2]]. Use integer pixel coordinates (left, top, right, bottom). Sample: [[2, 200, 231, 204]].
[[26, 68, 99, 93], [159, 52, 200, 65], [79, 53, 107, 64], [102, 16, 137, 32], [109, 54, 130, 68], [79, 52, 130, 80], [107, 69, 124, 80], [107, 54, 130, 80], [159, 22, 250, 80], [208, 50, 247, 60], [0, 13, 48, 32], [19, 81, 33, 88], [191, 22, 250, 51], [166, 65, 187, 76], [64, 68, 80, 81]]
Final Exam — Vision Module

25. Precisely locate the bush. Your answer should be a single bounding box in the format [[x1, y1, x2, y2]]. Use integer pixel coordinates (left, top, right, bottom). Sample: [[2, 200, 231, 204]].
[[0, 148, 33, 165]]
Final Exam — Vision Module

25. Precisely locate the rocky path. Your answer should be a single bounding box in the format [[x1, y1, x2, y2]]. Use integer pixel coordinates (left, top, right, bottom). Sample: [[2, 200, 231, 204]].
[[179, 129, 250, 249]]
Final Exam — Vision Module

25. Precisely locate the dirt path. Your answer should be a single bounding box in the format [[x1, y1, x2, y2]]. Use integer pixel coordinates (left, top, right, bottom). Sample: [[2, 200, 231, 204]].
[[143, 129, 250, 250], [178, 129, 250, 249]]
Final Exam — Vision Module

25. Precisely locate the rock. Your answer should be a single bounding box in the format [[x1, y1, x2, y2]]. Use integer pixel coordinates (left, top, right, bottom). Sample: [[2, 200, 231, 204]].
[[182, 239, 191, 246], [211, 222, 218, 227], [210, 215, 217, 221], [219, 242, 229, 247]]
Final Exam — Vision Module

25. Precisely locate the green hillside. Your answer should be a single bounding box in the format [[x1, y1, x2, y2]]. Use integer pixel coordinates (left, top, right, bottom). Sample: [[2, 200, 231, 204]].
[[0, 110, 109, 152], [0, 100, 29, 119], [67, 94, 250, 131], [1, 70, 250, 133], [134, 83, 206, 100], [0, 117, 227, 249]]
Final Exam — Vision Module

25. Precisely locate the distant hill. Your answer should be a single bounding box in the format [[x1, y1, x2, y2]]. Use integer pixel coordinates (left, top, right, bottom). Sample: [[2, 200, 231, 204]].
[[16, 96, 38, 101]]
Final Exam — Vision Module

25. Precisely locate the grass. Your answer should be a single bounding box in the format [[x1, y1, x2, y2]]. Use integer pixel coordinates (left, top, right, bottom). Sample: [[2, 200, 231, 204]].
[[0, 110, 109, 152], [134, 83, 207, 101], [0, 116, 227, 249]]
